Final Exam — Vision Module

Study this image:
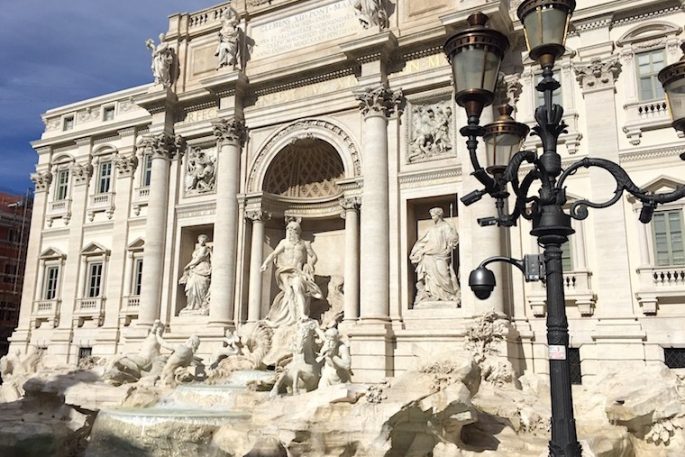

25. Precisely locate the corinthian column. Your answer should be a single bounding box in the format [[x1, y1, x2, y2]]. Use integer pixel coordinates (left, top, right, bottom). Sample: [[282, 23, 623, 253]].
[[210, 119, 247, 326], [356, 86, 403, 322], [246, 209, 270, 322], [138, 133, 185, 327], [341, 197, 361, 321]]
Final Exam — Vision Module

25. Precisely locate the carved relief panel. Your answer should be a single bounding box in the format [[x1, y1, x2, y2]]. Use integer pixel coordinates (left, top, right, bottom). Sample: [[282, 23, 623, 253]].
[[184, 146, 217, 196], [407, 99, 454, 164]]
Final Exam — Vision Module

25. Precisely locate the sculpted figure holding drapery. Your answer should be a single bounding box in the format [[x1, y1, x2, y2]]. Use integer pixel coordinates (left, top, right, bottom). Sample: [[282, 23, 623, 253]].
[[179, 234, 212, 315], [410, 208, 460, 305], [261, 221, 323, 326]]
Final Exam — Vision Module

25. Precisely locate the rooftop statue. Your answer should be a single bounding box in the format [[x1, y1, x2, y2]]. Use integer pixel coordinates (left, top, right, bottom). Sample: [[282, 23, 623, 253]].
[[145, 33, 175, 88]]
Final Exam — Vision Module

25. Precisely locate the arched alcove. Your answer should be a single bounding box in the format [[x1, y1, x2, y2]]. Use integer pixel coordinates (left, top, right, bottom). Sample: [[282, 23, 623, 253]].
[[262, 138, 345, 198]]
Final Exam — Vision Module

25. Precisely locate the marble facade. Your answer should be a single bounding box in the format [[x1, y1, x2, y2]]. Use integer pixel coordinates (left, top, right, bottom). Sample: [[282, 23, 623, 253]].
[[10, 0, 685, 384]]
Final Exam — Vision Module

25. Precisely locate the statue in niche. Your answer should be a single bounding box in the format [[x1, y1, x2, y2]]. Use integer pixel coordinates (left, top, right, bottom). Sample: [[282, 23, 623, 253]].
[[261, 220, 323, 326], [354, 0, 389, 30], [179, 234, 212, 315], [216, 7, 242, 70], [270, 318, 323, 397], [410, 208, 460, 306], [408, 102, 453, 163], [317, 328, 352, 388], [160, 335, 204, 386], [145, 33, 175, 88], [186, 148, 216, 193], [104, 320, 172, 386]]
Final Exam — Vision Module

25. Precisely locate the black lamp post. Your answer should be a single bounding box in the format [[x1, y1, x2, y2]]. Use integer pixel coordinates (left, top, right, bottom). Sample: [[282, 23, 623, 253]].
[[444, 2, 685, 456]]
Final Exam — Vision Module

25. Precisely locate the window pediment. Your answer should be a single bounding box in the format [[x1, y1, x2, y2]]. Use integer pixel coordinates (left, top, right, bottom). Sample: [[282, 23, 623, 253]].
[[627, 176, 685, 206], [40, 247, 66, 260], [127, 237, 145, 252], [617, 22, 682, 47], [81, 242, 110, 257]]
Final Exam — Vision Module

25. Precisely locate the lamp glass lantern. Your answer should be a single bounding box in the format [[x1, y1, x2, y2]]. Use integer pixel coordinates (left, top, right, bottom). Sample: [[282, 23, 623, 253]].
[[483, 105, 531, 174], [517, 0, 576, 64], [658, 43, 685, 133], [443, 13, 509, 117]]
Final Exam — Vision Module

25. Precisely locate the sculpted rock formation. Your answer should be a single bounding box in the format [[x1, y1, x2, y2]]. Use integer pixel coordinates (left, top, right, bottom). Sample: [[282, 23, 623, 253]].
[[410, 207, 460, 307]]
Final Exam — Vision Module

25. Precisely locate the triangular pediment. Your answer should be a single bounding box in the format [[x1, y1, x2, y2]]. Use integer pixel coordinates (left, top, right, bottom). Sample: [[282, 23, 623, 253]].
[[127, 237, 145, 251], [627, 176, 685, 204], [40, 247, 66, 260], [81, 242, 110, 256]]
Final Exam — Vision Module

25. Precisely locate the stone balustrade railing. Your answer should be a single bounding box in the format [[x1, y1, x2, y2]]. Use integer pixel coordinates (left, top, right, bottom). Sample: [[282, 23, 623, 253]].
[[636, 265, 685, 315], [188, 5, 229, 28], [48, 199, 71, 215], [622, 98, 672, 145], [528, 270, 595, 317]]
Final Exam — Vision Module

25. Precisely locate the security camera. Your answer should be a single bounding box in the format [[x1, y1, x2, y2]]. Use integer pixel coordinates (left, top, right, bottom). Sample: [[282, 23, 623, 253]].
[[468, 266, 496, 300], [461, 189, 484, 206]]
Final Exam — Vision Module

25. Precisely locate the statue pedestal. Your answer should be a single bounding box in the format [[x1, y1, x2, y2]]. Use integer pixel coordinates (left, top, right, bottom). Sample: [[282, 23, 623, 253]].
[[413, 300, 460, 310], [179, 307, 210, 317]]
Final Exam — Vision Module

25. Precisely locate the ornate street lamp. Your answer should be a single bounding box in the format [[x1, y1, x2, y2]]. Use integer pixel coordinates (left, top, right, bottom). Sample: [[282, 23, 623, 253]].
[[445, 6, 685, 457], [659, 43, 685, 135]]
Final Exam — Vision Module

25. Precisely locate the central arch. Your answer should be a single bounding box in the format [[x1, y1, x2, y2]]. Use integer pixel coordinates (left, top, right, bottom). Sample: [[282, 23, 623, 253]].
[[247, 118, 361, 194]]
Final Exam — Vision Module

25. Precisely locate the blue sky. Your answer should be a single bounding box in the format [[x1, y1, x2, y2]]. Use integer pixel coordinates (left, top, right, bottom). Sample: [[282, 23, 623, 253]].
[[0, 1, 220, 195]]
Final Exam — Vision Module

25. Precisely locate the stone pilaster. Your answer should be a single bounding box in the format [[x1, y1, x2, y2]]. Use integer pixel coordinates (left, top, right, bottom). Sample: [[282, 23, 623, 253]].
[[210, 118, 247, 326], [356, 86, 402, 322], [340, 196, 361, 322], [246, 209, 270, 322], [138, 133, 185, 328]]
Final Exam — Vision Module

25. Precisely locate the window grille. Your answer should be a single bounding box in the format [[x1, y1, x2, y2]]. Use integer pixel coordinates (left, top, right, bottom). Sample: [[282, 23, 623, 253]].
[[664, 348, 685, 369]]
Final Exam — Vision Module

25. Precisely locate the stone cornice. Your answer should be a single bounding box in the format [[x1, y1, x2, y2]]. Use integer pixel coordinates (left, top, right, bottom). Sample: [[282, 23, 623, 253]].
[[398, 166, 462, 187], [619, 144, 685, 163]]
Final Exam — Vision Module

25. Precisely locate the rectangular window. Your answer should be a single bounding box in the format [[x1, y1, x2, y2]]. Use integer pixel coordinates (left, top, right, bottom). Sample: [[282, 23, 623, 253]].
[[652, 210, 685, 266], [78, 347, 93, 361], [103, 106, 115, 122], [98, 161, 112, 194], [63, 116, 74, 131], [637, 49, 666, 101], [568, 347, 582, 385], [664, 348, 685, 369], [142, 154, 153, 187], [536, 71, 562, 107], [133, 258, 143, 296], [87, 262, 104, 298], [561, 239, 573, 271], [44, 266, 60, 300], [55, 170, 70, 201]]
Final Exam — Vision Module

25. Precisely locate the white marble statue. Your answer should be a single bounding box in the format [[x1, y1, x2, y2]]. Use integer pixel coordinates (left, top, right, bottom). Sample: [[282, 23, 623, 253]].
[[215, 8, 242, 70], [186, 148, 216, 193], [160, 335, 203, 386], [261, 220, 323, 326], [104, 320, 172, 385], [320, 275, 344, 329], [270, 319, 323, 396], [353, 0, 389, 29], [317, 328, 352, 388], [410, 208, 460, 305], [145, 33, 175, 87], [179, 234, 212, 315]]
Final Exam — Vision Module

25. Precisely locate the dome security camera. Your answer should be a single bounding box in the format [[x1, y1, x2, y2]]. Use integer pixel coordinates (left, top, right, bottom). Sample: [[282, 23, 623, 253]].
[[468, 266, 496, 300]]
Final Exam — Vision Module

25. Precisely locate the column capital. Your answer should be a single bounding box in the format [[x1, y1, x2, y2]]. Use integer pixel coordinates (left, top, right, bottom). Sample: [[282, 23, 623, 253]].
[[356, 86, 405, 118], [115, 153, 139, 178], [31, 171, 52, 193], [70, 161, 93, 186], [574, 56, 622, 93], [138, 132, 186, 160], [213, 118, 247, 147], [340, 196, 361, 218], [246, 209, 271, 222]]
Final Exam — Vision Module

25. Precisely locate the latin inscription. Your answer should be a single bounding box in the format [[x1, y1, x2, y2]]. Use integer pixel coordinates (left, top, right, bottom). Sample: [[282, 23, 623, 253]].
[[255, 75, 357, 107], [251, 0, 357, 59]]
